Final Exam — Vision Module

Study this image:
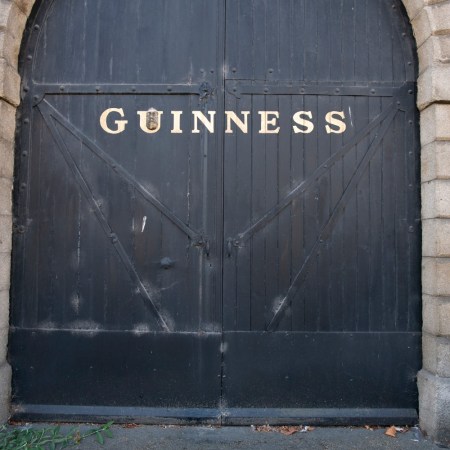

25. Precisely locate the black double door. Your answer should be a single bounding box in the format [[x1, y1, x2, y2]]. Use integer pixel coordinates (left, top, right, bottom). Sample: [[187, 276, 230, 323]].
[[11, 0, 421, 423]]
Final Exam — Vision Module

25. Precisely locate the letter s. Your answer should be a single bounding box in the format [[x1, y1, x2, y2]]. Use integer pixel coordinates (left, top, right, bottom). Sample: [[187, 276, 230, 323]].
[[325, 111, 347, 134], [100, 108, 128, 134], [293, 111, 314, 134]]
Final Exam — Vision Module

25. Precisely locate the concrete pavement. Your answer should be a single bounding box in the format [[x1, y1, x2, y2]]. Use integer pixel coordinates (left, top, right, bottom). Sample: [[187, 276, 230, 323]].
[[9, 424, 448, 450]]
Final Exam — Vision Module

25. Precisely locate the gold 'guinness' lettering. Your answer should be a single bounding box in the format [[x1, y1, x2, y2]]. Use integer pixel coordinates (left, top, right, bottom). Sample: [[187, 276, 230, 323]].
[[325, 111, 347, 134], [99, 108, 349, 135], [292, 111, 314, 134], [192, 111, 216, 134], [100, 108, 128, 134], [258, 111, 280, 134], [225, 111, 250, 134]]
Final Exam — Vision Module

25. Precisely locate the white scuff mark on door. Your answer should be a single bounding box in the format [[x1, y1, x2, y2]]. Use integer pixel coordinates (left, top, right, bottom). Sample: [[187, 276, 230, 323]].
[[348, 106, 354, 127], [142, 216, 147, 232], [133, 323, 151, 334], [71, 294, 82, 314]]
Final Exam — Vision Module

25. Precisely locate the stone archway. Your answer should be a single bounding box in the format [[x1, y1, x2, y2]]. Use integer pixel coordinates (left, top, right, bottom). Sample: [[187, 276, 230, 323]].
[[0, 0, 449, 444]]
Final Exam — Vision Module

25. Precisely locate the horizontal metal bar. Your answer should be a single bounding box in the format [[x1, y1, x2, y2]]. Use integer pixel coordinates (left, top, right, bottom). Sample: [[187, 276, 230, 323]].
[[222, 408, 418, 426], [11, 404, 417, 426], [227, 81, 413, 97], [11, 404, 221, 424], [30, 83, 202, 95]]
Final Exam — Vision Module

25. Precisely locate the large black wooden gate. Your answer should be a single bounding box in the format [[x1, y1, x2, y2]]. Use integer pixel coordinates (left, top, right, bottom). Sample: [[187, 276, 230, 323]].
[[10, 0, 421, 424]]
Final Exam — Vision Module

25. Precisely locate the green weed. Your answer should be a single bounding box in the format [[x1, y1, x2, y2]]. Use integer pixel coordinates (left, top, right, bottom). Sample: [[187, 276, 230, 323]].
[[0, 421, 113, 450]]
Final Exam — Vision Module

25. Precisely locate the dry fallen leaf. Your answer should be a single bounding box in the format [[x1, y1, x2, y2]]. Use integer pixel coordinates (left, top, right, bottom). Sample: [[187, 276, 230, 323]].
[[122, 423, 140, 429], [279, 426, 300, 436], [254, 425, 273, 433], [385, 426, 397, 438]]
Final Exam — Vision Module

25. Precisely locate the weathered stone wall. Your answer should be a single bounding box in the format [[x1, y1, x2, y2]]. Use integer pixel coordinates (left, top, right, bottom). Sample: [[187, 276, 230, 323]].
[[0, 0, 33, 426], [404, 0, 450, 445], [0, 0, 448, 444]]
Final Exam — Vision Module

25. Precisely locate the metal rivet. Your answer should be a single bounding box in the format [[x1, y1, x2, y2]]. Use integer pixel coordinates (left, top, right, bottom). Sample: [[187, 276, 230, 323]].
[[300, 88, 305, 94], [264, 88, 269, 93], [409, 120, 413, 125], [27, 55, 32, 61], [402, 32, 406, 37], [397, 101, 401, 106], [371, 89, 376, 94], [59, 85, 65, 91], [95, 86, 100, 92], [33, 95, 39, 102], [233, 88, 237, 92], [335, 88, 340, 93], [268, 68, 274, 74], [34, 24, 40, 30], [20, 182, 27, 190], [23, 86, 29, 92], [231, 67, 237, 73], [23, 118, 29, 125], [408, 90, 413, 94], [407, 61, 412, 66], [22, 151, 28, 157], [131, 87, 136, 92], [210, 69, 215, 73], [408, 226, 414, 233], [409, 151, 413, 156], [167, 87, 172, 92]]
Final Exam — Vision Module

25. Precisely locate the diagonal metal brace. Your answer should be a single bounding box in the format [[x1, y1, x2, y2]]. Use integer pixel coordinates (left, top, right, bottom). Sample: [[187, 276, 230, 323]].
[[234, 105, 397, 245], [39, 100, 201, 242], [266, 105, 398, 332], [40, 103, 172, 332]]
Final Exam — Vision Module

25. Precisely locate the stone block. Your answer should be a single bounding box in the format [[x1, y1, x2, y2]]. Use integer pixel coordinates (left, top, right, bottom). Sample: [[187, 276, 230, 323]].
[[0, 57, 19, 106], [423, 256, 450, 296], [421, 180, 450, 219], [421, 141, 450, 182], [419, 369, 450, 446], [14, 0, 36, 17], [423, 219, 450, 256], [0, 361, 10, 423], [0, 215, 12, 253], [0, 1, 13, 32], [0, 98, 16, 143], [423, 332, 450, 377], [0, 252, 11, 292], [0, 178, 12, 216], [403, 0, 425, 21], [421, 104, 450, 146], [0, 30, 19, 69], [423, 294, 450, 336], [413, 2, 450, 47], [0, 1, 27, 42], [418, 65, 450, 110], [0, 289, 8, 330], [418, 35, 450, 75], [0, 137, 14, 179], [0, 328, 7, 362]]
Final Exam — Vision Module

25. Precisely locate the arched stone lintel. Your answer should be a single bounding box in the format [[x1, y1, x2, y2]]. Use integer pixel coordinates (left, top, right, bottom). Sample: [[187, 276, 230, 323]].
[[0, 0, 449, 446]]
